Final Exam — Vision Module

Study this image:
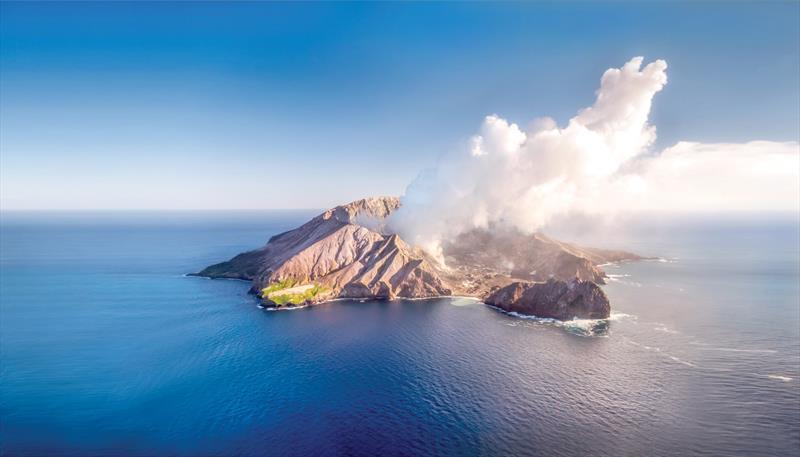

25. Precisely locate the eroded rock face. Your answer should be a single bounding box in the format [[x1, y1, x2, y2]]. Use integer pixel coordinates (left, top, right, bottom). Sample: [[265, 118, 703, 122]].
[[484, 279, 611, 320], [196, 197, 451, 303], [440, 228, 639, 296], [195, 196, 636, 314]]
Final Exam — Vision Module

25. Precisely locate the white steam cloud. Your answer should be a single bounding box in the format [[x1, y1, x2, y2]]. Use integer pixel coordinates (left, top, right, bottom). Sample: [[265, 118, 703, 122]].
[[387, 57, 800, 257]]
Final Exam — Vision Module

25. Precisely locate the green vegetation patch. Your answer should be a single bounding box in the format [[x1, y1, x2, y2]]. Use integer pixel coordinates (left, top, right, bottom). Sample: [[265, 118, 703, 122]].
[[260, 279, 298, 297], [261, 281, 330, 307]]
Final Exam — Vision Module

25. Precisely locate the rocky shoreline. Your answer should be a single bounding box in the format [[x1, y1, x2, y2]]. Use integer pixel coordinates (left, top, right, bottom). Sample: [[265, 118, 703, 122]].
[[196, 197, 638, 320]]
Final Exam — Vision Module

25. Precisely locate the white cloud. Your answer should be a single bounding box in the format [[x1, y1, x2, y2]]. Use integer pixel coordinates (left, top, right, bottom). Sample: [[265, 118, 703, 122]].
[[629, 140, 799, 212], [387, 57, 799, 259]]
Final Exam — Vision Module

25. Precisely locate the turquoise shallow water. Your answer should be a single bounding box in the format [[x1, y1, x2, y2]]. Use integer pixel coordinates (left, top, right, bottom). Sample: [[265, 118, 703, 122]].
[[1, 211, 798, 456]]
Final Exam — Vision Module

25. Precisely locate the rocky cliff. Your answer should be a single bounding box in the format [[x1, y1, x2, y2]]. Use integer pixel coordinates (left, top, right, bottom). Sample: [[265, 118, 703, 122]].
[[197, 197, 451, 304], [196, 196, 638, 317], [484, 279, 611, 320]]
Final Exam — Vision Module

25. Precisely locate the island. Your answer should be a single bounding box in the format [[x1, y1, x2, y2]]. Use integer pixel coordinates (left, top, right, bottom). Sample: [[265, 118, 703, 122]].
[[194, 197, 639, 320]]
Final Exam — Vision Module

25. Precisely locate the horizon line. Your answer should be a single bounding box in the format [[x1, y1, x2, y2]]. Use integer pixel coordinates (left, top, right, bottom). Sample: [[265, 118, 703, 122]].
[[1, 208, 798, 216]]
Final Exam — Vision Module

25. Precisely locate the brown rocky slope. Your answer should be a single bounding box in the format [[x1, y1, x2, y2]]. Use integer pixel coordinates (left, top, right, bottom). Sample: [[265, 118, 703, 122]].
[[195, 197, 639, 318], [484, 279, 611, 320]]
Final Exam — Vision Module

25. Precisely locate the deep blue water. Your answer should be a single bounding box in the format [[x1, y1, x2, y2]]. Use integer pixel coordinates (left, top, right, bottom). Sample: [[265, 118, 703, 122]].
[[1, 211, 798, 456]]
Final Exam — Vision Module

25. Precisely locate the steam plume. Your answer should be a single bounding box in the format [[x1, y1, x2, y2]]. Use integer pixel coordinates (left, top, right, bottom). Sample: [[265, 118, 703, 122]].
[[387, 57, 799, 258]]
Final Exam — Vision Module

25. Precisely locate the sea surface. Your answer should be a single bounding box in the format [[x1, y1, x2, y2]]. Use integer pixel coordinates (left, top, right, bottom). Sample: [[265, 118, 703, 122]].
[[1, 211, 798, 456]]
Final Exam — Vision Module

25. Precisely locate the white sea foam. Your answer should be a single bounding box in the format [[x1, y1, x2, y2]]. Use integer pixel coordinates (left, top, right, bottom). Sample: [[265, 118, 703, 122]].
[[626, 337, 786, 375], [668, 356, 696, 367], [625, 339, 660, 352], [606, 275, 643, 287], [609, 312, 636, 321], [402, 295, 481, 303], [506, 311, 559, 323], [604, 274, 631, 283], [766, 375, 793, 382], [704, 347, 778, 354], [652, 257, 677, 263], [653, 324, 679, 334], [563, 318, 608, 336], [498, 309, 638, 336], [261, 304, 309, 311], [499, 309, 611, 337]]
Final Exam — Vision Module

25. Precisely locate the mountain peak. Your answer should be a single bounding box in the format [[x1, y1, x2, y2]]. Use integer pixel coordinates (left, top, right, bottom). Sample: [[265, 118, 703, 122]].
[[322, 196, 400, 225]]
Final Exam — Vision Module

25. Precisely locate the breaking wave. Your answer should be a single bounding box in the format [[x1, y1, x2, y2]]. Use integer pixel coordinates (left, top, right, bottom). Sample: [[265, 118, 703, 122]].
[[605, 273, 631, 282], [642, 257, 678, 264], [653, 324, 680, 334], [605, 273, 643, 287], [260, 304, 309, 311], [765, 375, 793, 382], [494, 308, 636, 337]]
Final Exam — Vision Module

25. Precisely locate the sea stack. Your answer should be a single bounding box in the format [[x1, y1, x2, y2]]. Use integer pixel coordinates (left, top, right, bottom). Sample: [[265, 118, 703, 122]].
[[484, 279, 611, 320]]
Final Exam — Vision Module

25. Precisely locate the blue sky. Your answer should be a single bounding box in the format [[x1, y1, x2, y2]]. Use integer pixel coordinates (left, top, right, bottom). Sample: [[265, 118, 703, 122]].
[[1, 2, 798, 209]]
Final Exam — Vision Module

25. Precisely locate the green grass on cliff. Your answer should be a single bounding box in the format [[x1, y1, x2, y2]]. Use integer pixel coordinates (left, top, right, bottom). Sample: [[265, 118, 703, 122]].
[[261, 281, 329, 306], [260, 279, 297, 296]]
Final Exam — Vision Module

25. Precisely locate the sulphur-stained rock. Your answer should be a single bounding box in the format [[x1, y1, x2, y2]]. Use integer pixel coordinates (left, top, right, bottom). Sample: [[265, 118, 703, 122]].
[[484, 278, 611, 320]]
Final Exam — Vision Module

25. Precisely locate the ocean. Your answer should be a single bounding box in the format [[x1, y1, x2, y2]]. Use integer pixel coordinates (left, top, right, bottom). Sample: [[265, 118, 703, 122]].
[[1, 211, 798, 456]]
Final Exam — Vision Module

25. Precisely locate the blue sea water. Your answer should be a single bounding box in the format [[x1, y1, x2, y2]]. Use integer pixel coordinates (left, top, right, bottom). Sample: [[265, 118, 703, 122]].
[[1, 211, 798, 456]]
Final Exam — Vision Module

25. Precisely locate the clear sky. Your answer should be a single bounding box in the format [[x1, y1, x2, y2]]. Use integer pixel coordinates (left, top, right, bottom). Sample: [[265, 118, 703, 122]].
[[1, 1, 798, 210]]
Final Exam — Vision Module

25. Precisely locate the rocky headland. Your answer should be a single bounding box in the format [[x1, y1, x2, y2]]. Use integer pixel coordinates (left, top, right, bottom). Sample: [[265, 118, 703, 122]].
[[194, 197, 639, 320], [484, 279, 610, 320]]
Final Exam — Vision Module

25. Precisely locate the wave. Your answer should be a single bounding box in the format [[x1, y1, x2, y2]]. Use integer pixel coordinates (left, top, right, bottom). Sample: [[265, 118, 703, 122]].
[[653, 324, 679, 334], [668, 355, 696, 367], [605, 276, 643, 287], [260, 304, 309, 311], [765, 375, 793, 382], [626, 338, 697, 366], [608, 312, 636, 321], [497, 309, 636, 337], [647, 257, 677, 263], [522, 315, 608, 337], [605, 273, 631, 283], [626, 338, 793, 383], [702, 347, 778, 354], [625, 339, 661, 352], [405, 295, 481, 303]]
